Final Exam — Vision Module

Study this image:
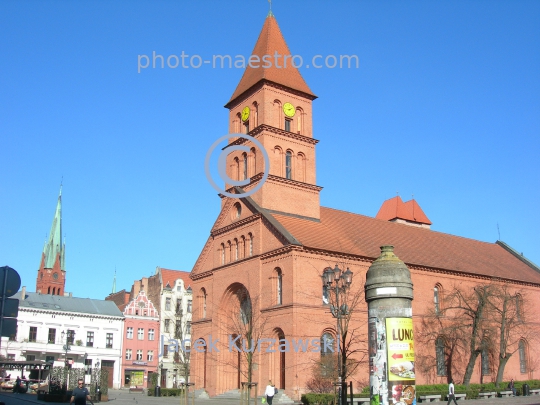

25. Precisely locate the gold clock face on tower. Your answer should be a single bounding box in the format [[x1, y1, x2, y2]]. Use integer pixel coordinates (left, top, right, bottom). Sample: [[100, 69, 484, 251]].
[[283, 102, 296, 118], [241, 106, 250, 122]]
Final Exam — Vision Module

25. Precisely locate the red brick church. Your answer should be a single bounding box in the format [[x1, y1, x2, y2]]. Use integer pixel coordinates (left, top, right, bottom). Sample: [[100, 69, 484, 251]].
[[189, 12, 540, 400]]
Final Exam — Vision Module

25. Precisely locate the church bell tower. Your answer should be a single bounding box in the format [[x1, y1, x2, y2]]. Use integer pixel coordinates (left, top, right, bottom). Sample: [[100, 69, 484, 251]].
[[223, 12, 322, 220], [36, 187, 66, 295]]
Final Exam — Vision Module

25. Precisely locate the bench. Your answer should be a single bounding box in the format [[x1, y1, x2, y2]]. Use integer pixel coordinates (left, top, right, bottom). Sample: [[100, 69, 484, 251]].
[[499, 390, 513, 398], [478, 392, 496, 399], [419, 394, 441, 402], [530, 389, 540, 395], [129, 386, 144, 393], [347, 398, 370, 405], [446, 393, 466, 401]]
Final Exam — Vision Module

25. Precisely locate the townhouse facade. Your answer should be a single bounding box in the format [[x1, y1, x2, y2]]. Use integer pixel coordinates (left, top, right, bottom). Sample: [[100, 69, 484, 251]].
[[3, 289, 124, 388]]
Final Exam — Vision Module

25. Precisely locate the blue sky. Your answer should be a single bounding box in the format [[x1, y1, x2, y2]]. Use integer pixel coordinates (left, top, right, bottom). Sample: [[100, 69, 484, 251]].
[[1, 1, 539, 299]]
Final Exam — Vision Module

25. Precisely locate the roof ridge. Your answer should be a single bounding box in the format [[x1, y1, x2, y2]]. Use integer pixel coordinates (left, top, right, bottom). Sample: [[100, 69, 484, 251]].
[[319, 206, 497, 246]]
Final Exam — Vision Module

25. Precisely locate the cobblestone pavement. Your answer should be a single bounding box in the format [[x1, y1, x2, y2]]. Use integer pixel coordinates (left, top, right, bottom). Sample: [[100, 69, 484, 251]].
[[1, 390, 540, 405]]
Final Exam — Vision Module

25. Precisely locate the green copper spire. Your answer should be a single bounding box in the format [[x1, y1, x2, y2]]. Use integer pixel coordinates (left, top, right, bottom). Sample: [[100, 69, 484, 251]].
[[42, 187, 65, 270], [112, 269, 117, 294]]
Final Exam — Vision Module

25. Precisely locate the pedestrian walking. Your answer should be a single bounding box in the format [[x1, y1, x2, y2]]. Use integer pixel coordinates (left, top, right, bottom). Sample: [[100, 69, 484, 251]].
[[70, 379, 91, 405], [265, 380, 276, 405], [13, 376, 21, 394], [447, 379, 458, 405]]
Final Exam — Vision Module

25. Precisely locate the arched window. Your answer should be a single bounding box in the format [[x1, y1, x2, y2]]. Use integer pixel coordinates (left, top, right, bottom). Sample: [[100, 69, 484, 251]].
[[275, 268, 283, 305], [481, 344, 490, 375], [516, 294, 523, 322], [434, 284, 443, 314], [297, 152, 306, 182], [228, 241, 232, 263], [248, 233, 253, 256], [234, 157, 240, 181], [220, 243, 225, 265], [321, 332, 334, 357], [322, 285, 329, 305], [48, 286, 51, 294], [238, 289, 252, 325], [519, 340, 528, 373], [240, 236, 246, 259], [273, 146, 283, 177], [285, 151, 292, 180], [233, 202, 241, 219], [321, 331, 335, 377], [436, 337, 446, 376], [273, 100, 282, 128], [296, 107, 304, 134], [234, 238, 239, 261], [242, 153, 248, 180], [199, 288, 207, 318], [250, 147, 257, 177], [58, 288, 61, 296], [235, 113, 241, 133], [252, 102, 258, 127]]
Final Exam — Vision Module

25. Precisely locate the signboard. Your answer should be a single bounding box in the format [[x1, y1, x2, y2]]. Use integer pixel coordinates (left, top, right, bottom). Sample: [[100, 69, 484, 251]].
[[369, 317, 388, 405], [385, 318, 416, 405], [132, 361, 148, 366], [130, 371, 144, 386]]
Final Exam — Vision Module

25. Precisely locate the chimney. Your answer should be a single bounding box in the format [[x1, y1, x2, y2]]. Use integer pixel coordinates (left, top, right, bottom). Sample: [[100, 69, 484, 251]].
[[21, 286, 26, 301]]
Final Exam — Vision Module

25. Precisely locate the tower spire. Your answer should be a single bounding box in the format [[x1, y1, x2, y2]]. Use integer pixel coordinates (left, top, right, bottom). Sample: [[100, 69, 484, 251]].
[[112, 269, 117, 294], [36, 187, 67, 295]]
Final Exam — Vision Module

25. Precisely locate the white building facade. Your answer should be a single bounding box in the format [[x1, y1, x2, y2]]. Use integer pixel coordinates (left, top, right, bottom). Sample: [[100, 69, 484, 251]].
[[156, 268, 192, 389], [3, 290, 124, 388]]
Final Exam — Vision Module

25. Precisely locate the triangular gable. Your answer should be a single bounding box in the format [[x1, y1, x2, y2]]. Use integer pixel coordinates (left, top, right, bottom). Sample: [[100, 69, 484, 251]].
[[191, 192, 302, 277]]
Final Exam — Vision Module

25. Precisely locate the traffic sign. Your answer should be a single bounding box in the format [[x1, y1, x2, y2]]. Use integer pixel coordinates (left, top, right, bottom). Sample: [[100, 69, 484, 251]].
[[2, 298, 19, 318], [0, 266, 21, 297], [0, 317, 17, 337]]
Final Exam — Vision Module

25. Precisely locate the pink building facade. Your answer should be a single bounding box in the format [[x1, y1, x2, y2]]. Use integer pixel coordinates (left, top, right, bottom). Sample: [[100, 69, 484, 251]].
[[121, 290, 160, 388]]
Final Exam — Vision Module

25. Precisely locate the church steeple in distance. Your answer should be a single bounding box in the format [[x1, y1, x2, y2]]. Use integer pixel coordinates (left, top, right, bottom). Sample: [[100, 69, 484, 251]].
[[36, 187, 66, 295]]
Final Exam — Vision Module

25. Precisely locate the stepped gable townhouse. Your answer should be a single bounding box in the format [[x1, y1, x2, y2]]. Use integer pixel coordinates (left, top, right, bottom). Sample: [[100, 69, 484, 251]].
[[188, 12, 540, 400], [106, 267, 192, 389], [120, 290, 159, 389]]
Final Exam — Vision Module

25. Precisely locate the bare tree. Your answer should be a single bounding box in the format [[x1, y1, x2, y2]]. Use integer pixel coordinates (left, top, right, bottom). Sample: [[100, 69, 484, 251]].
[[172, 300, 191, 385], [417, 305, 467, 384], [296, 260, 369, 403], [487, 283, 539, 385], [220, 287, 270, 399], [417, 283, 494, 387]]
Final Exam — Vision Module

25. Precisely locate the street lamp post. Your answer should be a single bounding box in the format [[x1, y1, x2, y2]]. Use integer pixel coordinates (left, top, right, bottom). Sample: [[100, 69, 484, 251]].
[[61, 330, 72, 392], [322, 265, 353, 405]]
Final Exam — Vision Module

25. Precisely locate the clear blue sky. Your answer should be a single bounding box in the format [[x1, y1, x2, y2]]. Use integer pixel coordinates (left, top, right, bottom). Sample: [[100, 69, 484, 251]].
[[1, 1, 539, 299]]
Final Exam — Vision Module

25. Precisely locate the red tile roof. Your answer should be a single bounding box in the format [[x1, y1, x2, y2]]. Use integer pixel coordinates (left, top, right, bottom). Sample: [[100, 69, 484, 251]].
[[376, 196, 432, 225], [227, 14, 316, 105], [159, 268, 191, 289], [271, 207, 540, 284]]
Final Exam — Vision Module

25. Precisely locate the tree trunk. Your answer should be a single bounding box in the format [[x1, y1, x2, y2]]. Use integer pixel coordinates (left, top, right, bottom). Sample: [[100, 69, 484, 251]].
[[496, 355, 510, 386], [462, 351, 480, 386]]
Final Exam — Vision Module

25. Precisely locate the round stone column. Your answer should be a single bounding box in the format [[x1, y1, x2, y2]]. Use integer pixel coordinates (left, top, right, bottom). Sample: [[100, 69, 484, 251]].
[[365, 245, 416, 405]]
